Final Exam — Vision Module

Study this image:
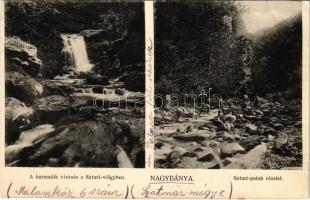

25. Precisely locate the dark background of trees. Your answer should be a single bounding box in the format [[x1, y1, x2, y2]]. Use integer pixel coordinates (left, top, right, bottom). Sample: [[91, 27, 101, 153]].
[[251, 15, 302, 98], [155, 2, 302, 99], [6, 1, 302, 97], [5, 0, 145, 78]]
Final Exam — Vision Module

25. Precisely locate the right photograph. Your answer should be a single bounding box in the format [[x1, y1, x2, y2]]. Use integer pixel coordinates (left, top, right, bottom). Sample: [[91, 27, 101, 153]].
[[154, 1, 302, 169]]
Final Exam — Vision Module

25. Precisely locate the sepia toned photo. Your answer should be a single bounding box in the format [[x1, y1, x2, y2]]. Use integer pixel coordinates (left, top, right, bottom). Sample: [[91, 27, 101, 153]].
[[0, 0, 309, 199], [4, 1, 145, 168], [154, 1, 303, 169]]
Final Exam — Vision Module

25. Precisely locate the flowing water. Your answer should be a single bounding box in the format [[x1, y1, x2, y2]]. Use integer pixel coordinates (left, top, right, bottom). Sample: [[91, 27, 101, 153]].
[[59, 33, 144, 109], [61, 34, 93, 72]]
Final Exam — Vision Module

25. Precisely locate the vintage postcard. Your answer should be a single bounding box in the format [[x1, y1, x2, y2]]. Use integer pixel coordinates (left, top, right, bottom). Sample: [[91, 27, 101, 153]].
[[0, 0, 309, 199]]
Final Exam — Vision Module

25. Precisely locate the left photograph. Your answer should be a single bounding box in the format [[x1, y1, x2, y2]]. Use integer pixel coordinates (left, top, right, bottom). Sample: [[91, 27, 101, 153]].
[[4, 1, 145, 168]]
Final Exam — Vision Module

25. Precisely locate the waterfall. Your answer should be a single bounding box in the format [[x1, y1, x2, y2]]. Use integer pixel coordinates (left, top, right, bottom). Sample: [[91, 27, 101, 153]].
[[61, 34, 93, 72]]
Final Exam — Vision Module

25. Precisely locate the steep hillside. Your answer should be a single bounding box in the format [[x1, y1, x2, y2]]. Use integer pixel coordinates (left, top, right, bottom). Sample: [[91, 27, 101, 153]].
[[251, 14, 302, 97]]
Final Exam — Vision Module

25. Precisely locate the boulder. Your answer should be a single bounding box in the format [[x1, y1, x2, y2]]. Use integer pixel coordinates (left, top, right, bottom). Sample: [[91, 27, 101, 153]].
[[162, 116, 173, 123], [86, 74, 109, 85], [268, 134, 276, 142], [275, 133, 288, 149], [223, 114, 237, 122], [198, 126, 209, 131], [26, 120, 134, 167], [183, 108, 196, 118], [5, 124, 55, 163], [6, 58, 30, 75], [223, 122, 234, 131], [203, 140, 221, 163], [175, 107, 196, 118], [239, 135, 261, 151], [237, 114, 244, 119], [244, 123, 258, 134], [155, 142, 164, 149], [115, 88, 126, 95], [163, 147, 186, 167], [5, 37, 38, 58], [172, 131, 212, 142], [272, 123, 284, 130], [196, 148, 215, 162], [128, 119, 144, 139], [6, 97, 33, 122], [34, 95, 72, 123], [211, 118, 225, 130], [42, 80, 75, 96], [159, 110, 170, 117], [5, 143, 32, 164], [225, 143, 267, 169], [155, 143, 173, 160], [220, 142, 245, 156], [186, 124, 194, 132], [168, 147, 187, 159], [211, 118, 233, 131], [5, 97, 34, 145], [5, 37, 42, 77], [25, 127, 74, 166], [177, 157, 220, 169], [6, 72, 44, 104], [255, 110, 264, 116], [18, 124, 55, 144], [244, 115, 259, 121], [234, 134, 246, 140], [264, 127, 277, 136], [80, 29, 104, 38], [198, 121, 217, 130], [91, 86, 103, 94], [155, 113, 162, 120], [223, 132, 235, 142], [262, 109, 271, 115]]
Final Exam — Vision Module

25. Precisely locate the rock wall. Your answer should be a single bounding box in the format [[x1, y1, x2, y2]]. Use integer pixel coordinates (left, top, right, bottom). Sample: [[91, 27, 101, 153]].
[[5, 37, 43, 77]]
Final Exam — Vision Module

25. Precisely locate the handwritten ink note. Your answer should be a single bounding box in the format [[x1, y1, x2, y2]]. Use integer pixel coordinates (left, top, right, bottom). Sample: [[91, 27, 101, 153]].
[[7, 183, 126, 199], [141, 183, 233, 199], [7, 182, 233, 199], [145, 37, 155, 168]]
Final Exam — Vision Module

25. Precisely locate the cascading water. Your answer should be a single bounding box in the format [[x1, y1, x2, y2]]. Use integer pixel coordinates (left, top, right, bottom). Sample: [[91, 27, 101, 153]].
[[61, 34, 93, 72], [59, 34, 134, 99]]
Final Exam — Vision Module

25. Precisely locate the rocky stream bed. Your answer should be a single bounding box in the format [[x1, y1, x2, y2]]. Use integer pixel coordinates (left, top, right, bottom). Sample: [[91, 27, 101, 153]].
[[5, 36, 145, 168], [154, 96, 302, 169]]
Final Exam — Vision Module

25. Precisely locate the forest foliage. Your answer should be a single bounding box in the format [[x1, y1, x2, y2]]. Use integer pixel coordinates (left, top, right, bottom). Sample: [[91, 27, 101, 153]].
[[155, 2, 251, 97], [251, 15, 302, 97], [155, 2, 302, 99]]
